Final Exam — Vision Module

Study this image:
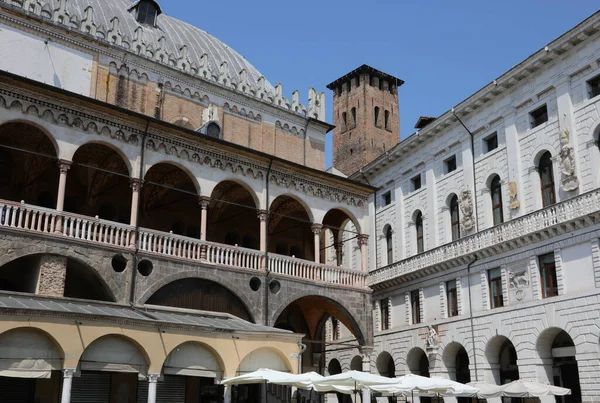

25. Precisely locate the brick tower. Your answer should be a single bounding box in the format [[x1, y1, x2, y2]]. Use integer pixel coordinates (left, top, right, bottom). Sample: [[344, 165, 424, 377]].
[[327, 65, 403, 176]]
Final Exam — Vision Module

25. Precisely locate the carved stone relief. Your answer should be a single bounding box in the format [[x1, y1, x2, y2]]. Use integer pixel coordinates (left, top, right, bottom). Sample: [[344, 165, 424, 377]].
[[508, 181, 520, 210], [459, 190, 475, 232], [559, 129, 579, 192], [508, 263, 531, 303]]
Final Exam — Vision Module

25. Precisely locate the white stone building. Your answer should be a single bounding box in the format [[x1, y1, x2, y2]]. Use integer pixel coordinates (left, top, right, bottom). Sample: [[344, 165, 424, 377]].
[[326, 10, 600, 403]]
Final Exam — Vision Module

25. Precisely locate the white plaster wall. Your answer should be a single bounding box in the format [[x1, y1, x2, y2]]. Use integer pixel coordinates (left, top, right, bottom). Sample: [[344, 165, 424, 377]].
[[561, 242, 595, 294], [390, 293, 406, 328], [0, 23, 93, 96], [422, 284, 441, 322]]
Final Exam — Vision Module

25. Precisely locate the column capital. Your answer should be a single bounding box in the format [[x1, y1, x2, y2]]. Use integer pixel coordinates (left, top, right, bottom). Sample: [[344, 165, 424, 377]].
[[130, 178, 142, 192], [311, 223, 323, 234], [199, 196, 211, 209], [58, 159, 72, 173], [257, 209, 268, 221], [148, 373, 160, 383], [359, 345, 374, 357], [63, 368, 76, 378], [357, 234, 369, 245]]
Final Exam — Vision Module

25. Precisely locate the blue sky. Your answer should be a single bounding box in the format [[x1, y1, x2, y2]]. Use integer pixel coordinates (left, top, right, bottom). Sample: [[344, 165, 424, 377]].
[[160, 1, 599, 168]]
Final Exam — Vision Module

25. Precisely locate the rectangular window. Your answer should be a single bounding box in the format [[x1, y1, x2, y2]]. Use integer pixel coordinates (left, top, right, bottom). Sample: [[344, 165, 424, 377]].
[[411, 290, 421, 324], [587, 74, 600, 99], [446, 280, 458, 317], [380, 300, 389, 331], [539, 252, 558, 298], [382, 191, 392, 206], [488, 268, 504, 308], [411, 175, 422, 191], [444, 156, 457, 173], [530, 105, 548, 129], [484, 132, 499, 153]]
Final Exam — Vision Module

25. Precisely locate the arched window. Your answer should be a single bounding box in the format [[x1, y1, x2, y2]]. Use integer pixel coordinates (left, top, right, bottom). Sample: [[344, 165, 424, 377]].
[[342, 112, 348, 131], [133, 0, 161, 26], [206, 122, 221, 139], [450, 195, 460, 241], [351, 107, 357, 128], [539, 152, 555, 207], [385, 226, 393, 265], [490, 175, 504, 226], [415, 211, 424, 253], [384, 110, 390, 130], [374, 107, 380, 127]]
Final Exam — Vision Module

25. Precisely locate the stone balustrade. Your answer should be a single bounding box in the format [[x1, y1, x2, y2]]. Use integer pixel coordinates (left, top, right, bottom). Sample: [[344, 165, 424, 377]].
[[0, 200, 369, 290], [369, 188, 600, 286]]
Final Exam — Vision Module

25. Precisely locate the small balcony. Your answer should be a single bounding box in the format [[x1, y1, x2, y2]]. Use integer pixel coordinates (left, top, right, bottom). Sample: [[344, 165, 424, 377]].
[[369, 188, 600, 289]]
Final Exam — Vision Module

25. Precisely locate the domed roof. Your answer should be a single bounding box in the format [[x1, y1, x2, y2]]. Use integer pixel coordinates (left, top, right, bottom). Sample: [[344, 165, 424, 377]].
[[45, 0, 272, 89]]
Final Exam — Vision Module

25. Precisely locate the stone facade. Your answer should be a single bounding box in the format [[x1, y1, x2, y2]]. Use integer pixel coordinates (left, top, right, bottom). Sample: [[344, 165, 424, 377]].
[[35, 254, 67, 297]]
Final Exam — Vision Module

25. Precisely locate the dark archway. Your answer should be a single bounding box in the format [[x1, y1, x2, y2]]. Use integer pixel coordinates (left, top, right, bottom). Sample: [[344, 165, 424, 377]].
[[322, 209, 360, 267], [0, 122, 59, 208], [350, 355, 363, 371], [269, 196, 313, 260], [537, 328, 581, 403], [65, 143, 131, 223], [486, 336, 519, 385], [146, 278, 253, 322], [141, 163, 200, 237], [0, 254, 114, 302], [208, 181, 259, 249], [376, 351, 395, 377], [327, 359, 341, 375]]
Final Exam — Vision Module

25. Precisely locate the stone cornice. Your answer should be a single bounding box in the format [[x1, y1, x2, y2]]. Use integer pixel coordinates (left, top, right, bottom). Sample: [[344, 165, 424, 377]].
[[359, 10, 600, 178]]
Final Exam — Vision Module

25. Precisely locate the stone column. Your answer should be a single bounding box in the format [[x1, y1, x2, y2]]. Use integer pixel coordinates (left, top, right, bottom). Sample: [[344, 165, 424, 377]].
[[129, 179, 141, 226], [258, 210, 268, 252], [358, 235, 369, 271], [147, 374, 159, 403], [55, 160, 72, 212], [60, 369, 76, 403], [36, 255, 67, 297], [359, 346, 373, 403], [200, 196, 211, 241], [311, 224, 322, 263], [258, 210, 268, 271], [334, 242, 344, 267]]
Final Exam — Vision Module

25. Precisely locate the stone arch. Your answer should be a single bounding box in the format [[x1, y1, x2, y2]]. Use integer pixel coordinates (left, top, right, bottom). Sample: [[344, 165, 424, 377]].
[[139, 272, 255, 323], [0, 119, 60, 157], [350, 355, 363, 371], [269, 193, 315, 223], [208, 178, 261, 210], [442, 341, 470, 382], [70, 139, 134, 177], [171, 117, 196, 131], [76, 333, 151, 375], [269, 194, 314, 260], [327, 358, 342, 375], [271, 291, 366, 345], [144, 160, 201, 196], [484, 335, 518, 385], [406, 347, 429, 375], [322, 206, 362, 235], [485, 172, 503, 189], [375, 351, 395, 377], [536, 327, 576, 360], [162, 340, 225, 379], [0, 327, 65, 375], [532, 148, 555, 167], [237, 346, 293, 374], [0, 253, 116, 302]]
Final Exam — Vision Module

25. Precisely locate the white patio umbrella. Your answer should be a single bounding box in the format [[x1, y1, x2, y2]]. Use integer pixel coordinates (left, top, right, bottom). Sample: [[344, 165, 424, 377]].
[[467, 382, 504, 399], [369, 374, 456, 400], [220, 368, 291, 385], [500, 379, 571, 397], [312, 371, 398, 401]]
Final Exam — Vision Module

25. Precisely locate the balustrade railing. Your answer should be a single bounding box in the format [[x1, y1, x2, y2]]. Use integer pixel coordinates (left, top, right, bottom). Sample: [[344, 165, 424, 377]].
[[268, 253, 367, 289], [0, 200, 133, 248], [0, 200, 368, 290], [369, 188, 600, 286]]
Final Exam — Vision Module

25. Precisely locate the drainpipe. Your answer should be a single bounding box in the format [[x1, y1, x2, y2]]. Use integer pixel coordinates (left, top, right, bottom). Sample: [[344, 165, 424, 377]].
[[264, 159, 273, 326], [297, 342, 307, 374], [129, 119, 150, 305], [452, 109, 479, 232], [466, 255, 479, 381]]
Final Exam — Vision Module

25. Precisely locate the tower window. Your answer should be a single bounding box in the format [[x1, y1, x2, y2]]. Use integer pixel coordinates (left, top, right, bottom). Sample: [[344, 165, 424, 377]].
[[374, 107, 381, 127], [450, 194, 460, 241], [538, 151, 555, 207], [385, 226, 393, 265], [384, 110, 390, 130], [380, 299, 389, 331], [446, 280, 458, 317], [411, 290, 421, 324], [415, 211, 424, 254], [130, 0, 162, 26], [539, 252, 558, 298], [351, 107, 357, 128], [382, 191, 392, 206], [342, 112, 348, 131], [490, 175, 504, 226], [530, 104, 548, 129]]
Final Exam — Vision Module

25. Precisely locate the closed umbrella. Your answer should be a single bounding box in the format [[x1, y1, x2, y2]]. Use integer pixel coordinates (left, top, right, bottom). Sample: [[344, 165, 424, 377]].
[[467, 382, 504, 399], [500, 380, 571, 397]]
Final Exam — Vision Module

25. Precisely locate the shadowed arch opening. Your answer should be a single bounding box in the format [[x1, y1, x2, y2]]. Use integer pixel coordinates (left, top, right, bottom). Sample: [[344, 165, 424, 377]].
[[406, 347, 429, 376], [443, 342, 470, 384], [208, 180, 259, 249], [145, 278, 253, 322], [274, 295, 364, 373], [376, 351, 395, 378], [322, 208, 361, 267], [536, 328, 581, 402], [0, 254, 115, 302], [0, 121, 59, 208], [80, 334, 149, 374], [141, 163, 201, 237], [485, 336, 518, 385], [269, 195, 313, 260], [65, 143, 131, 222], [327, 359, 341, 375], [350, 355, 363, 371]]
